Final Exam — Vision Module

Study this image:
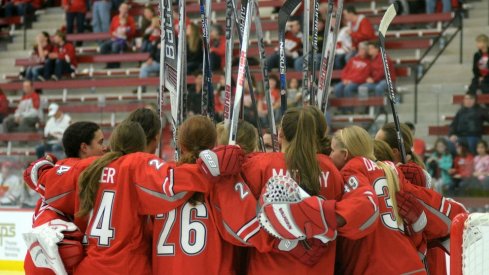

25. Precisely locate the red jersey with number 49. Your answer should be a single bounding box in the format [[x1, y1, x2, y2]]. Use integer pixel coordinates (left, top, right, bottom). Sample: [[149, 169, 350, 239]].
[[335, 157, 426, 275], [241, 152, 379, 275], [152, 173, 277, 275]]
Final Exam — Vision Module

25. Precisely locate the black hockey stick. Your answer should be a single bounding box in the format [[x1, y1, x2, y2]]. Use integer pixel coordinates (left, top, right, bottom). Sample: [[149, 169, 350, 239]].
[[278, 0, 302, 114], [199, 0, 215, 121], [379, 1, 406, 163], [308, 0, 319, 105], [223, 0, 235, 126], [301, 0, 310, 103]]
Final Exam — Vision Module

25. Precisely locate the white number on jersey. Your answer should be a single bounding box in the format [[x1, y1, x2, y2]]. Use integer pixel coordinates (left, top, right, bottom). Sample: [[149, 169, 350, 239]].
[[157, 202, 208, 256], [234, 182, 249, 200], [373, 178, 403, 231], [89, 191, 116, 246]]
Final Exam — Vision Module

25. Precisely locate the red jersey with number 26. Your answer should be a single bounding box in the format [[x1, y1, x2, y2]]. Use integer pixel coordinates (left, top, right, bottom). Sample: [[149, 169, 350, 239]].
[[335, 157, 426, 275]]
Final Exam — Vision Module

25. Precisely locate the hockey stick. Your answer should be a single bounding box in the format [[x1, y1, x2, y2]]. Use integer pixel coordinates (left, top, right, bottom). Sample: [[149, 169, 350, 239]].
[[379, 1, 406, 163], [301, 0, 310, 103], [230, 0, 265, 151], [199, 0, 215, 121], [319, 0, 343, 113], [278, 0, 302, 115], [223, 0, 235, 126], [157, 0, 165, 158], [307, 0, 319, 105], [229, 0, 253, 145], [315, 0, 333, 109], [173, 0, 186, 160], [254, 1, 279, 152]]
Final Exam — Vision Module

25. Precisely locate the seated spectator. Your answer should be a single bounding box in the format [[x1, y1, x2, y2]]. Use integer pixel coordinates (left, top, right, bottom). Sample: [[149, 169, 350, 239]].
[[266, 17, 302, 71], [100, 2, 136, 68], [449, 141, 474, 195], [35, 103, 71, 159], [359, 41, 396, 97], [3, 80, 40, 133], [293, 18, 325, 72], [62, 0, 86, 38], [334, 20, 353, 70], [186, 70, 203, 116], [137, 33, 161, 94], [41, 31, 77, 81], [426, 0, 451, 14], [209, 25, 225, 72], [140, 8, 160, 53], [449, 92, 489, 154], [0, 161, 22, 206], [426, 137, 453, 194], [91, 0, 111, 34], [0, 88, 8, 124], [287, 77, 301, 108], [343, 5, 376, 61], [4, 0, 33, 18], [187, 22, 203, 74], [24, 32, 53, 82], [474, 140, 489, 188], [468, 34, 489, 95], [334, 42, 371, 112], [405, 121, 426, 158]]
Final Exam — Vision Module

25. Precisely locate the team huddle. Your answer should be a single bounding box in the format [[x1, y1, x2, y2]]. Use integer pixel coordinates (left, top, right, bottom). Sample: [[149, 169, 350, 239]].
[[22, 106, 467, 275]]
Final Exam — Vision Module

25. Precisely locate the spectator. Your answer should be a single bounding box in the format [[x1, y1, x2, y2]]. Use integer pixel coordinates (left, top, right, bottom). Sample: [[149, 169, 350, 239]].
[[293, 18, 325, 72], [426, 138, 453, 194], [186, 70, 203, 115], [449, 141, 474, 195], [62, 0, 86, 39], [334, 42, 371, 112], [213, 70, 225, 122], [42, 31, 77, 81], [426, 0, 451, 14], [449, 92, 489, 154], [468, 34, 489, 95], [24, 32, 53, 82], [91, 0, 111, 34], [343, 5, 376, 60], [474, 140, 489, 188], [3, 80, 40, 133], [359, 41, 396, 97], [334, 19, 353, 70], [186, 22, 203, 74], [100, 2, 136, 68], [287, 77, 301, 108], [266, 17, 302, 71], [209, 25, 225, 71], [4, 0, 33, 18], [405, 121, 426, 158], [35, 103, 71, 159], [0, 161, 22, 206], [137, 35, 161, 93], [140, 8, 159, 53], [0, 88, 9, 123]]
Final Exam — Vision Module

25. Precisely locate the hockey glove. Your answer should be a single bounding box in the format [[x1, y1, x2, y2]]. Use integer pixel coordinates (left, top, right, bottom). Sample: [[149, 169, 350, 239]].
[[23, 153, 58, 196], [197, 145, 244, 178], [398, 162, 427, 188], [396, 190, 427, 233], [257, 175, 337, 242]]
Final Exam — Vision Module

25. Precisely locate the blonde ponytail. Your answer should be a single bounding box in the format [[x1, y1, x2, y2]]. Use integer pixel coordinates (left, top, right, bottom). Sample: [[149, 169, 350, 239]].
[[376, 161, 403, 226]]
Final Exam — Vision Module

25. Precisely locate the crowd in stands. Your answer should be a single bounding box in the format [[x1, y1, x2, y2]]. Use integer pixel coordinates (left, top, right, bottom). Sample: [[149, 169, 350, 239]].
[[0, 160, 39, 208]]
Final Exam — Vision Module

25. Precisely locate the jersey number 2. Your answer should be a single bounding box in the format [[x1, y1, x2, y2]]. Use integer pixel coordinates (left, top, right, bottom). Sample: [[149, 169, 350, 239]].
[[157, 202, 208, 256], [89, 191, 116, 246]]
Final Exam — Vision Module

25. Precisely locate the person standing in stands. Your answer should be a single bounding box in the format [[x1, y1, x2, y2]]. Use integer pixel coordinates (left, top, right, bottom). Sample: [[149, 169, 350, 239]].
[[35, 103, 71, 159], [469, 34, 489, 95], [91, 0, 111, 34], [100, 2, 136, 68], [343, 6, 376, 61], [41, 31, 77, 81], [359, 41, 396, 97], [449, 92, 489, 154], [3, 80, 40, 133], [62, 0, 86, 41]]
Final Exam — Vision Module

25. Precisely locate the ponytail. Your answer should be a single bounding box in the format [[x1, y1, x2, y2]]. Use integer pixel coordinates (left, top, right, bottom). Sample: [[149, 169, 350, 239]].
[[77, 121, 146, 217], [282, 108, 321, 195]]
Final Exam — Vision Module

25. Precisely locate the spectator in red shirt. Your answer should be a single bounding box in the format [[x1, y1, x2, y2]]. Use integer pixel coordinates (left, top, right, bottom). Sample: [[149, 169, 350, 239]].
[[100, 2, 136, 68], [62, 0, 86, 39], [0, 88, 9, 124], [334, 42, 371, 107], [359, 41, 396, 97], [25, 31, 53, 82], [42, 31, 77, 81], [3, 80, 40, 133], [209, 25, 226, 71], [469, 34, 489, 95], [266, 17, 302, 70], [449, 141, 475, 195], [343, 5, 376, 60]]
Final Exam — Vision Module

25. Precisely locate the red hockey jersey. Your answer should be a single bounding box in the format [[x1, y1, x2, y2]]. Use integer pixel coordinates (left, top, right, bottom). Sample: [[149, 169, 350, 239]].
[[335, 157, 426, 275], [240, 152, 378, 275]]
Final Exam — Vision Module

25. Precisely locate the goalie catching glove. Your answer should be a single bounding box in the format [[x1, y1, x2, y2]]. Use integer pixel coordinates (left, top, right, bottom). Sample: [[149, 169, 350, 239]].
[[257, 175, 337, 242], [197, 145, 244, 178]]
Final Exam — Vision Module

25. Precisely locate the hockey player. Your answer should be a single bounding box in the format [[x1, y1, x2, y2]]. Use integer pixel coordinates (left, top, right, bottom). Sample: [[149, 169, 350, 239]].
[[330, 125, 426, 274], [241, 107, 379, 275]]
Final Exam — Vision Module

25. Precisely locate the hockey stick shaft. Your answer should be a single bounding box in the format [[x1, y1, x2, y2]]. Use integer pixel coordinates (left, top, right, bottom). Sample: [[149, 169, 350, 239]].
[[173, 0, 186, 160], [199, 0, 215, 121], [301, 0, 310, 101], [316, 0, 334, 109], [309, 0, 319, 100], [229, 0, 253, 145], [379, 1, 407, 163], [157, 0, 166, 158], [223, 0, 235, 126]]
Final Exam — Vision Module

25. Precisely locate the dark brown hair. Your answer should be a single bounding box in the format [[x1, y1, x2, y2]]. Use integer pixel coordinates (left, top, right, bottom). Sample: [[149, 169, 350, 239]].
[[380, 122, 425, 168]]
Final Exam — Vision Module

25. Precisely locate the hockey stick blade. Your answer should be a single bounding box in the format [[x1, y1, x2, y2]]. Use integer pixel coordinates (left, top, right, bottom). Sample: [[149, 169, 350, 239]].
[[378, 1, 402, 37]]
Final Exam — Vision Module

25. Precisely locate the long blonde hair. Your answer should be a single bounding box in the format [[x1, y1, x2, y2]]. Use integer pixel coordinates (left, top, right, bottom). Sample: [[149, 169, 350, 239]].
[[77, 121, 146, 217], [282, 107, 321, 195], [334, 126, 402, 226]]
